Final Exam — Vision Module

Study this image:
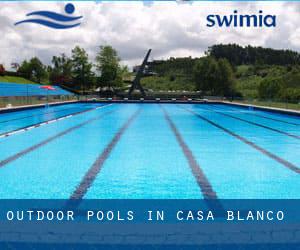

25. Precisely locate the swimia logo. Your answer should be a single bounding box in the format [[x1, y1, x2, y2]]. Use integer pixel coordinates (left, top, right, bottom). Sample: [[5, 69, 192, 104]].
[[206, 10, 276, 28], [15, 3, 82, 29]]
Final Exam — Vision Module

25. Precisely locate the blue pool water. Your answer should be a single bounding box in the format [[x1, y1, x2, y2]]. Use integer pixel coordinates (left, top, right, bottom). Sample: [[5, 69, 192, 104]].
[[0, 103, 103, 136], [0, 103, 298, 199]]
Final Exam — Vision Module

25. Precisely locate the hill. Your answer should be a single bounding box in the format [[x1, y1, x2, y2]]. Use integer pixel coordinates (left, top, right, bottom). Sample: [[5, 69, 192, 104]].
[[208, 44, 300, 65], [143, 57, 197, 91], [235, 64, 300, 102], [0, 76, 37, 84], [142, 45, 300, 105]]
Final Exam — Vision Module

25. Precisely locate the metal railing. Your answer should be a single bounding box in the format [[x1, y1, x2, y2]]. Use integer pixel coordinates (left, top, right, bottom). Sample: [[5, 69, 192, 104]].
[[230, 97, 300, 111], [0, 95, 78, 109], [1, 94, 299, 112]]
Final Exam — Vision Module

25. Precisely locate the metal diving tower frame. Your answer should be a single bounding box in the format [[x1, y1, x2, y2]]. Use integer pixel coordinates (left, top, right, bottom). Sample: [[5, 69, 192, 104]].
[[128, 49, 152, 98]]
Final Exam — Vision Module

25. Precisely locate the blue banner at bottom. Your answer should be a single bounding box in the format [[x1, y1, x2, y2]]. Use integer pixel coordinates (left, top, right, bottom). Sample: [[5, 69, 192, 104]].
[[0, 199, 299, 249]]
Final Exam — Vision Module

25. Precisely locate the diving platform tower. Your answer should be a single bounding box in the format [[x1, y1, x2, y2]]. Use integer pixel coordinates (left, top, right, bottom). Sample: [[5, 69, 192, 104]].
[[128, 49, 152, 98]]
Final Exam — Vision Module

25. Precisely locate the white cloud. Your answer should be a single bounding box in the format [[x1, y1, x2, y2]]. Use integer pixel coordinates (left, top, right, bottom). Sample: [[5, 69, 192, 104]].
[[0, 1, 300, 70]]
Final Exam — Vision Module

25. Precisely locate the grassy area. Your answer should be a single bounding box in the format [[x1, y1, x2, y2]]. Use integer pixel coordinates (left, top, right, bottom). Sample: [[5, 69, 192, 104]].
[[234, 64, 300, 100], [0, 76, 37, 84], [235, 100, 300, 111], [141, 75, 195, 91], [235, 75, 262, 98], [235, 65, 281, 99]]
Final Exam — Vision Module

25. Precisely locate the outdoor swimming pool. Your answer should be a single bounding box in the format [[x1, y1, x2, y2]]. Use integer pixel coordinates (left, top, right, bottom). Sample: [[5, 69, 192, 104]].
[[0, 103, 299, 199]]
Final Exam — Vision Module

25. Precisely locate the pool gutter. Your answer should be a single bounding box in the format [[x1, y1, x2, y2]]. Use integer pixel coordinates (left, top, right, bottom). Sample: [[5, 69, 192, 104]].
[[80, 99, 300, 117], [222, 101, 300, 117], [0, 99, 299, 117], [0, 100, 79, 114]]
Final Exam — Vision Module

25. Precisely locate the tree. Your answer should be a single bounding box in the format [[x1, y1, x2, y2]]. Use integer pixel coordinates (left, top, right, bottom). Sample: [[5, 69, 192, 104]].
[[280, 88, 300, 102], [0, 64, 5, 76], [18, 60, 32, 79], [18, 58, 47, 83], [49, 54, 73, 85], [208, 44, 300, 66], [95, 45, 122, 88], [215, 58, 235, 96], [258, 78, 283, 99], [29, 57, 47, 83], [71, 46, 94, 91], [193, 57, 235, 96], [193, 57, 218, 93]]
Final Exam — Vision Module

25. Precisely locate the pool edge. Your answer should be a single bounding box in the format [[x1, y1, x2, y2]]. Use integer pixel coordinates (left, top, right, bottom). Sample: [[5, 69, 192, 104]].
[[222, 101, 300, 117], [1, 99, 299, 117], [0, 100, 79, 114]]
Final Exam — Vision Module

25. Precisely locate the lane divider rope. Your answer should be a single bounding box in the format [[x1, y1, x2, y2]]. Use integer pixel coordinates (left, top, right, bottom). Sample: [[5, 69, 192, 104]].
[[179, 105, 300, 174], [0, 107, 116, 168], [0, 104, 112, 139], [203, 106, 300, 140]]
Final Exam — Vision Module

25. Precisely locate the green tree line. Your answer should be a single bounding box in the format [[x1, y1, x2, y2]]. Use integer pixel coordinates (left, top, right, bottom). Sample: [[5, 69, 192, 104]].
[[15, 45, 127, 92], [3, 43, 300, 102], [147, 56, 235, 96], [146, 45, 300, 102], [208, 44, 300, 66]]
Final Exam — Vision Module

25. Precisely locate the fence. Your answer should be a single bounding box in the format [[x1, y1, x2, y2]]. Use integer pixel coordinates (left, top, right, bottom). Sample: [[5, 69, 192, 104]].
[[0, 82, 77, 108], [231, 97, 300, 111]]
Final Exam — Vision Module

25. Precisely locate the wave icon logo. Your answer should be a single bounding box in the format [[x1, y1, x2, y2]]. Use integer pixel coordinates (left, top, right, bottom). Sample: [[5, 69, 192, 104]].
[[15, 3, 82, 29]]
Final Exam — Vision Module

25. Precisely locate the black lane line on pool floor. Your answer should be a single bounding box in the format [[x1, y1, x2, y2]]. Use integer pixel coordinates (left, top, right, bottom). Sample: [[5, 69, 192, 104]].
[[160, 105, 218, 200], [70, 108, 141, 200], [202, 106, 300, 140], [0, 104, 111, 139], [180, 106, 300, 174], [0, 109, 116, 168], [213, 105, 300, 126], [251, 113, 300, 126]]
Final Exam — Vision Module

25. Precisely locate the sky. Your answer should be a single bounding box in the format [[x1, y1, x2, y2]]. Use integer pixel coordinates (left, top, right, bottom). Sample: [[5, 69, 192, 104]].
[[0, 1, 300, 70]]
